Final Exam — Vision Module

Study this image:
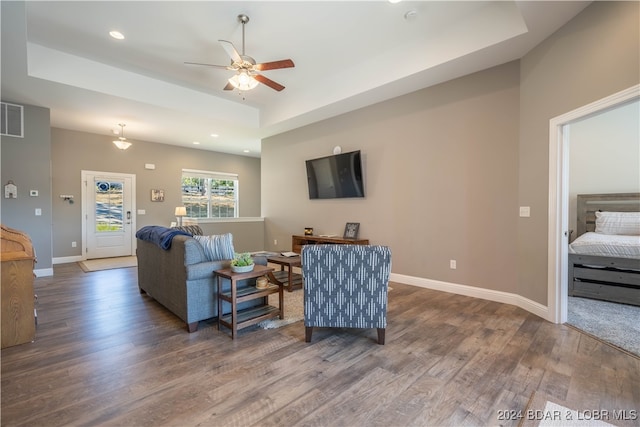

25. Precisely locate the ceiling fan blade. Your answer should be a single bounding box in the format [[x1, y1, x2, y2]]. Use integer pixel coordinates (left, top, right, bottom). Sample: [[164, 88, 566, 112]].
[[223, 82, 235, 91], [254, 74, 285, 91], [184, 61, 232, 70], [218, 40, 243, 64], [254, 59, 295, 71]]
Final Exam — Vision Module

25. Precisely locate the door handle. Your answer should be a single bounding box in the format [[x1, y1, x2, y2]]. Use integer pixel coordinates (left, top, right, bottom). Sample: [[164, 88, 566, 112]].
[[126, 211, 131, 223]]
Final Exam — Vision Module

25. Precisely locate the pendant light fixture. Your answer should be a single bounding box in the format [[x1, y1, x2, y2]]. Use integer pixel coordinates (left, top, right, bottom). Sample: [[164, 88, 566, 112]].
[[112, 123, 132, 150]]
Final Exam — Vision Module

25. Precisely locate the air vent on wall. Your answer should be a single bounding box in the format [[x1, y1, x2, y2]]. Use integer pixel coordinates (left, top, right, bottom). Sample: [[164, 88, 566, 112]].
[[1, 102, 24, 138]]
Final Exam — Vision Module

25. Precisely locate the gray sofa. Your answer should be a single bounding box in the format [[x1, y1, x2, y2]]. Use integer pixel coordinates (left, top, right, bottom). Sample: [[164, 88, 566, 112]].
[[136, 225, 265, 332]]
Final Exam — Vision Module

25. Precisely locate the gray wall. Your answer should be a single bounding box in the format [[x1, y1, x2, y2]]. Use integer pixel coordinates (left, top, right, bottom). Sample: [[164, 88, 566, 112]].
[[51, 128, 262, 258], [568, 100, 640, 239], [262, 1, 640, 305], [518, 0, 639, 304], [263, 60, 520, 294], [3, 1, 638, 302], [1, 104, 53, 273]]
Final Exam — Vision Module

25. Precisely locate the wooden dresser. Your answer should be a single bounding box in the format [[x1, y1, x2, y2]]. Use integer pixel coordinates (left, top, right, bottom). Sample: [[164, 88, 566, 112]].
[[1, 224, 36, 348]]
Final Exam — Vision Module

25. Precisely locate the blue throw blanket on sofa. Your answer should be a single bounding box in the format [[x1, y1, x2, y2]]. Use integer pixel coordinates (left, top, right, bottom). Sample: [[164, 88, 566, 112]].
[[135, 225, 191, 250]]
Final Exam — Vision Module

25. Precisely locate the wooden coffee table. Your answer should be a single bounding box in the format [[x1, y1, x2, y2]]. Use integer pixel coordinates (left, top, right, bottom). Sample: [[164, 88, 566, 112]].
[[267, 255, 303, 292]]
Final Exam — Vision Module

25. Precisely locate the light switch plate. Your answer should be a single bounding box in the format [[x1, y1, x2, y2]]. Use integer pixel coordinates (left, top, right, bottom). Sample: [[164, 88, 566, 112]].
[[519, 206, 531, 217]]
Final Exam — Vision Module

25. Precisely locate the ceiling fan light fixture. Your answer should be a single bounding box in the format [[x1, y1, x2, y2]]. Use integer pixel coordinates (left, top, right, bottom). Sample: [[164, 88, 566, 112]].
[[228, 71, 259, 91], [112, 123, 132, 150], [186, 14, 293, 93]]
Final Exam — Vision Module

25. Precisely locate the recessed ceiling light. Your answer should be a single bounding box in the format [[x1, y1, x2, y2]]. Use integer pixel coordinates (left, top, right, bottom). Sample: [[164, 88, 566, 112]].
[[192, 141, 200, 145], [210, 133, 219, 138], [109, 31, 125, 40], [388, 0, 402, 3], [243, 149, 250, 153]]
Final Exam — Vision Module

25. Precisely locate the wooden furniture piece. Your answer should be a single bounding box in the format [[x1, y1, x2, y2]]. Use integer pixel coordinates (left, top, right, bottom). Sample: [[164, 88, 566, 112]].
[[215, 264, 282, 339], [1, 224, 36, 348], [267, 255, 303, 292], [291, 234, 369, 254], [568, 193, 640, 306]]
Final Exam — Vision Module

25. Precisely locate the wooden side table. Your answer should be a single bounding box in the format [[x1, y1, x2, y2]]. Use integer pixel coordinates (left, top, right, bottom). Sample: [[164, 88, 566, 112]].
[[215, 264, 283, 339], [267, 255, 303, 292]]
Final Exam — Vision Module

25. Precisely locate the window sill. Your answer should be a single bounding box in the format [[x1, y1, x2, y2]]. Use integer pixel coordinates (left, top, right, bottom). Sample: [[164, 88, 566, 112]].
[[187, 217, 264, 224]]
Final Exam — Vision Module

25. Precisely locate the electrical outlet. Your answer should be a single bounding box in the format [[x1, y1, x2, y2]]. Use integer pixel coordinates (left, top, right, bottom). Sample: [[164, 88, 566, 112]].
[[71, 241, 77, 248], [274, 239, 278, 246], [450, 260, 457, 269]]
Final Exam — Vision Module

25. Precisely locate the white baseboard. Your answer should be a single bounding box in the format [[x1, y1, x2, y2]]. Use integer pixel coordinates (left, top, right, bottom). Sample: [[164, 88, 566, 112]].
[[390, 273, 550, 321], [53, 255, 83, 264], [34, 268, 54, 277], [32, 256, 81, 277]]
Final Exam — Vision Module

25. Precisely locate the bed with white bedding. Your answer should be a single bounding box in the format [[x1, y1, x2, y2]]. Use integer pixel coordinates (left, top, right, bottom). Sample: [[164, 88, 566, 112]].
[[568, 193, 640, 306], [569, 232, 640, 259]]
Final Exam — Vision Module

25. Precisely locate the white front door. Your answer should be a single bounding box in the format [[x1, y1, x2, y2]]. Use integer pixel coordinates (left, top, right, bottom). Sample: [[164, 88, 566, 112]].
[[83, 171, 136, 259]]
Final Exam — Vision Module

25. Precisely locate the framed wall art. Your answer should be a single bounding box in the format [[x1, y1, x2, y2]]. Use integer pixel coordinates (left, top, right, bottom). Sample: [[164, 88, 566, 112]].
[[150, 189, 165, 202]]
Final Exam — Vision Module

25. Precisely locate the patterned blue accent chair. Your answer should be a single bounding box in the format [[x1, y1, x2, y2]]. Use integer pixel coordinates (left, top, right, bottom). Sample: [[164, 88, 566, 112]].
[[302, 245, 392, 345]]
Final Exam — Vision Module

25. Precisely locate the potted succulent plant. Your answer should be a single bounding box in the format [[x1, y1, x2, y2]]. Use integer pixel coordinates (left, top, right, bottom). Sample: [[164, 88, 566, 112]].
[[230, 252, 254, 273]]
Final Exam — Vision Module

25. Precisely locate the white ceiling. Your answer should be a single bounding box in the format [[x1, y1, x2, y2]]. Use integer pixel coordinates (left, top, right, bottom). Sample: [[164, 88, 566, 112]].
[[1, 1, 591, 157]]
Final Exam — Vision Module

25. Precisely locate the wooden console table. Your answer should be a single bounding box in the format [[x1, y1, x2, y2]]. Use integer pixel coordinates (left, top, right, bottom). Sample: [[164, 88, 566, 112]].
[[291, 234, 369, 254]]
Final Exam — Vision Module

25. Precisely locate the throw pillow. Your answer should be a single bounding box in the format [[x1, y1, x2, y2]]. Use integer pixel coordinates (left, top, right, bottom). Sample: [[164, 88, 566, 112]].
[[194, 233, 235, 261], [595, 211, 640, 235], [171, 225, 204, 236]]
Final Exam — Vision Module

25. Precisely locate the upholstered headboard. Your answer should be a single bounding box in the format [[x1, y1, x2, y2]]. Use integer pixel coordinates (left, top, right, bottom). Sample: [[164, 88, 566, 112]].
[[576, 193, 640, 237]]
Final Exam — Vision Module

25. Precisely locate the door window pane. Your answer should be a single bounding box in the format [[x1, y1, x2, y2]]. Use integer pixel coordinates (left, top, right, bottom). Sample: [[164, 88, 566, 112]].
[[95, 180, 124, 232]]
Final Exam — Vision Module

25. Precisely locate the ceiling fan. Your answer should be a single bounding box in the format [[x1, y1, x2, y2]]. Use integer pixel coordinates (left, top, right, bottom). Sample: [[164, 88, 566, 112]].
[[185, 14, 295, 92]]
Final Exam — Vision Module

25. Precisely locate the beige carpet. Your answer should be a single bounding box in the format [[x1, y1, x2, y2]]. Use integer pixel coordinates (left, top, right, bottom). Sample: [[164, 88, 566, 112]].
[[78, 256, 137, 272], [258, 288, 304, 329]]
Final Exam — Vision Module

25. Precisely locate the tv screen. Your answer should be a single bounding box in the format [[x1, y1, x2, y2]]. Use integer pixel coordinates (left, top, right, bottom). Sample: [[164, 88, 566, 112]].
[[305, 150, 364, 199]]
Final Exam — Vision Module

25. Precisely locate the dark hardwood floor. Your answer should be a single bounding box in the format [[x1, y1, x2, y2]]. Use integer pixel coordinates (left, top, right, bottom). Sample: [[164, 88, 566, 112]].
[[2, 263, 639, 426]]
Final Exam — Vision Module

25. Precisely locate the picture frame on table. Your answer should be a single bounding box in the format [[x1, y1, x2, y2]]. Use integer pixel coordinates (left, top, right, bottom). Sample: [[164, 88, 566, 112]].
[[343, 222, 360, 239]]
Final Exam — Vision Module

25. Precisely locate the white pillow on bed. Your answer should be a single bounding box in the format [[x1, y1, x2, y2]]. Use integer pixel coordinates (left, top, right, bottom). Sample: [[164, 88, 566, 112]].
[[595, 211, 640, 235]]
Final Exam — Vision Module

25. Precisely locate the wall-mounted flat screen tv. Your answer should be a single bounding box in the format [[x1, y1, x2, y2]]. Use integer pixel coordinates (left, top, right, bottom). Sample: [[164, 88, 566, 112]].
[[305, 150, 364, 199]]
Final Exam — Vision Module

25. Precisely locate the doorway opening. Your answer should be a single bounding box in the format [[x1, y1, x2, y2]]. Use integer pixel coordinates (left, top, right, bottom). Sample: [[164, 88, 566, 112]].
[[547, 84, 639, 324]]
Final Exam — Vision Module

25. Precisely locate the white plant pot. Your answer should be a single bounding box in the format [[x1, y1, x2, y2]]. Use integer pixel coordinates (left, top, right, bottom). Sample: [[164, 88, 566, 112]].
[[231, 264, 254, 273]]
